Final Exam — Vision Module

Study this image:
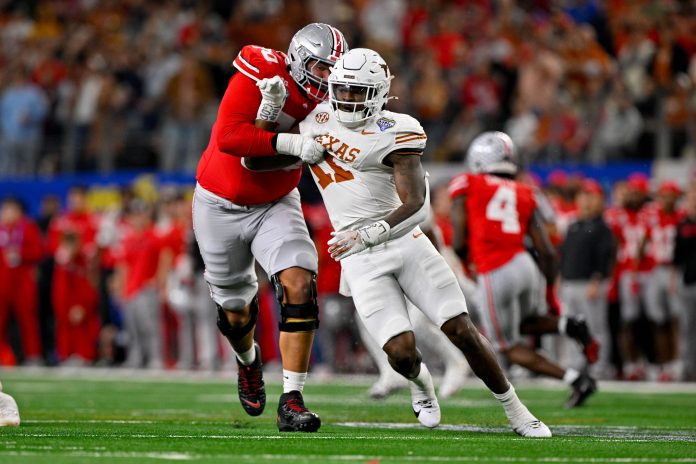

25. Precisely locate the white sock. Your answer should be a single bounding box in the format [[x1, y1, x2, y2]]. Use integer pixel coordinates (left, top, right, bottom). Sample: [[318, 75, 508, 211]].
[[563, 368, 580, 385], [234, 345, 256, 366], [493, 384, 533, 422], [283, 370, 308, 393], [409, 363, 436, 401], [557, 316, 568, 335]]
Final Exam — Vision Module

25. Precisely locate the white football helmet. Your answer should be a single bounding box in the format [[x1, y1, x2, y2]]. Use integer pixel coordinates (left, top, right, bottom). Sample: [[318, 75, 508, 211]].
[[287, 23, 348, 102], [467, 131, 518, 175], [328, 48, 392, 127]]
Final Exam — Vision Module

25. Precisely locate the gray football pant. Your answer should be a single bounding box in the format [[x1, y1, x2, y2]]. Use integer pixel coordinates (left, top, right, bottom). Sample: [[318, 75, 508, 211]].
[[560, 280, 612, 376], [123, 286, 163, 368]]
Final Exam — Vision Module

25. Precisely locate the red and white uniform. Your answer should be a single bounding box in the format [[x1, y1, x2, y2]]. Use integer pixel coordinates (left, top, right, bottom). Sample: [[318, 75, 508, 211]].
[[196, 45, 317, 206], [0, 218, 43, 364], [47, 211, 98, 255], [642, 204, 684, 323], [193, 45, 319, 310], [604, 206, 648, 322], [52, 248, 100, 362], [449, 173, 536, 273], [449, 173, 542, 350]]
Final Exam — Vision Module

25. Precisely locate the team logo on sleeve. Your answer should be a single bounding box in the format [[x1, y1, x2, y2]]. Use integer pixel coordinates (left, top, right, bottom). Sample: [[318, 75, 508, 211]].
[[376, 117, 396, 132], [315, 112, 330, 124]]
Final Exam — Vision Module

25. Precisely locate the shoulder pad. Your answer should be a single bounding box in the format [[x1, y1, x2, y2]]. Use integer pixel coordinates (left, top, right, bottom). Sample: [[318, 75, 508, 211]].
[[385, 112, 427, 151], [448, 173, 471, 198], [233, 45, 286, 82]]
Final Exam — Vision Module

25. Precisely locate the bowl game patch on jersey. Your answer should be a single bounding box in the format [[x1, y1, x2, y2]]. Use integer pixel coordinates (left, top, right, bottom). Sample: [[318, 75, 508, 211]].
[[376, 117, 396, 132]]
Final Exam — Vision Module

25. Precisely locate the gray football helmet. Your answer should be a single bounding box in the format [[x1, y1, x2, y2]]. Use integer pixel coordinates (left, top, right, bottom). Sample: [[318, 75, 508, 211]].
[[287, 23, 348, 101], [467, 131, 518, 175]]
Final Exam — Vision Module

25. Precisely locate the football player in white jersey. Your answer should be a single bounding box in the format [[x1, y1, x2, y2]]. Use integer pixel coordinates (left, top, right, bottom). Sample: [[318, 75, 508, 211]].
[[295, 48, 551, 437]]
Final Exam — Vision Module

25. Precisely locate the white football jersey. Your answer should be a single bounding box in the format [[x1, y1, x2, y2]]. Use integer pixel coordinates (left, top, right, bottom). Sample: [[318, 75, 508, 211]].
[[299, 103, 427, 233]]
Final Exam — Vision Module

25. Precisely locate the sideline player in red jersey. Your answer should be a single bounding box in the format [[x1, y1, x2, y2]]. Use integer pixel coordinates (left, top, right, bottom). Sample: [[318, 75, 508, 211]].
[[192, 23, 347, 432], [449, 132, 599, 408], [640, 181, 684, 380]]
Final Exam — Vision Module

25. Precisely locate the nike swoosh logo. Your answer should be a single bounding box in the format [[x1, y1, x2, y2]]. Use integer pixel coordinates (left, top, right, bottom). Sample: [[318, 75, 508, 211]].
[[361, 129, 375, 135], [242, 398, 262, 409], [413, 231, 424, 238]]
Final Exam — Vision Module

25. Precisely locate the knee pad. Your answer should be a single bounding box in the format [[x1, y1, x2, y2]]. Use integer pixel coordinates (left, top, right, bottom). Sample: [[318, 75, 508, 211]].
[[271, 273, 319, 333], [216, 296, 258, 338]]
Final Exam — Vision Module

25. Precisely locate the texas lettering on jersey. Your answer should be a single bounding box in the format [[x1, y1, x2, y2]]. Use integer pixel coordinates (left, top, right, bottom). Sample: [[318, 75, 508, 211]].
[[299, 103, 426, 234], [196, 45, 317, 206], [449, 173, 536, 273]]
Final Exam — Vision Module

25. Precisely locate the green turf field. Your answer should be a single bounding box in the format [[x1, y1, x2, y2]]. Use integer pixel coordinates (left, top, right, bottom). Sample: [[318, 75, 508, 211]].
[[0, 370, 695, 463]]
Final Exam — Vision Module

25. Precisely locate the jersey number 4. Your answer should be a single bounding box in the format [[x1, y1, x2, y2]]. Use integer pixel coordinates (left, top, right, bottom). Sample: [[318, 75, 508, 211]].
[[309, 155, 354, 189], [486, 185, 520, 234]]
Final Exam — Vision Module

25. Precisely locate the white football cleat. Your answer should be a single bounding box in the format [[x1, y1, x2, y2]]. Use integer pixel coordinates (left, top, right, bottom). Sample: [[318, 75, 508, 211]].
[[0, 390, 20, 427], [510, 416, 551, 438], [369, 374, 407, 399], [412, 398, 441, 428]]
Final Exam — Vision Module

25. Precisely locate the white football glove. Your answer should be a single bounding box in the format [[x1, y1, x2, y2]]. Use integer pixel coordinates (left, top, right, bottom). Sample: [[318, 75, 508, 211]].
[[256, 75, 287, 122], [275, 133, 326, 164], [327, 220, 391, 261]]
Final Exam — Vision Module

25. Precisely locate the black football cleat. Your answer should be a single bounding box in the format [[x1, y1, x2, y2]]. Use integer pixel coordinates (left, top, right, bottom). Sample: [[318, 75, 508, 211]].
[[566, 317, 600, 364], [277, 390, 321, 432], [566, 371, 597, 409], [236, 343, 266, 416]]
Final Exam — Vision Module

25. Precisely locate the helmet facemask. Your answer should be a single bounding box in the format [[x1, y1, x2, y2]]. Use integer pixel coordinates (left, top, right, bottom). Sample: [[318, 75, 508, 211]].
[[329, 81, 385, 127]]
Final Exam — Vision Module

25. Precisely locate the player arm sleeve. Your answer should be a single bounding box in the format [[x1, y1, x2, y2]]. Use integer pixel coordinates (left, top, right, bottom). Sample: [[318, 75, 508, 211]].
[[215, 73, 279, 158]]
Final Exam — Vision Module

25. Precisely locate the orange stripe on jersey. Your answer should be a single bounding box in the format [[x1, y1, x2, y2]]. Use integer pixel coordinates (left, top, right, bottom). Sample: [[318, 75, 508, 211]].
[[395, 132, 426, 141], [395, 135, 427, 144]]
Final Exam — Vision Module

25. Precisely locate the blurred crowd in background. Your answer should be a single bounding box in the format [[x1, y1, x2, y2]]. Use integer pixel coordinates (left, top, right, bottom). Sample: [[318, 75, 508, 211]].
[[1, 0, 696, 383], [1, 0, 696, 177], [2, 171, 696, 384]]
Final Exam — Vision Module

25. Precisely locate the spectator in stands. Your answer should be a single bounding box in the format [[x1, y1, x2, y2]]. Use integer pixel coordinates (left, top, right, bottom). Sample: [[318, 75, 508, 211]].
[[0, 65, 49, 177], [160, 52, 215, 173], [560, 179, 616, 378], [0, 197, 43, 366]]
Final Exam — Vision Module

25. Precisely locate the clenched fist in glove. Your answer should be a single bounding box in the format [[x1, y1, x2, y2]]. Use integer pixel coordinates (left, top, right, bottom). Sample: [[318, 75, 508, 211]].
[[256, 75, 287, 122], [327, 221, 391, 261], [275, 133, 326, 164]]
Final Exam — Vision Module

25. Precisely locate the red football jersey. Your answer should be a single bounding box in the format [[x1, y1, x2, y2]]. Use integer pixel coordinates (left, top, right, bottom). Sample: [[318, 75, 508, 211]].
[[642, 203, 683, 266], [604, 206, 649, 273], [196, 45, 319, 205], [449, 173, 536, 273]]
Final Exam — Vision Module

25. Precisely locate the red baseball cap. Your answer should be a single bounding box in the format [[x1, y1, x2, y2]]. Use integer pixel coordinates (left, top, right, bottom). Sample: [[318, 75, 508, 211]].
[[657, 180, 682, 196], [626, 173, 650, 194], [582, 179, 604, 195], [547, 170, 568, 187]]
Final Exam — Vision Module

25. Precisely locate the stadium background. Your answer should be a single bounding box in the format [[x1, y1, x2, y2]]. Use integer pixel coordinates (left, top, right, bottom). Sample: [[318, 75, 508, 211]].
[[0, 0, 695, 382]]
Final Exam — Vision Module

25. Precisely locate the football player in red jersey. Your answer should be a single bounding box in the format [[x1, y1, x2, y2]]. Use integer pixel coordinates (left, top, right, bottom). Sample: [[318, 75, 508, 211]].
[[192, 23, 348, 432], [449, 132, 599, 408], [640, 181, 684, 380], [604, 173, 651, 380]]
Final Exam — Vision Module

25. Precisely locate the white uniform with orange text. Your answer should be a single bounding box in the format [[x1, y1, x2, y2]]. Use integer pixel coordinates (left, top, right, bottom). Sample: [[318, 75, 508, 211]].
[[300, 104, 468, 347]]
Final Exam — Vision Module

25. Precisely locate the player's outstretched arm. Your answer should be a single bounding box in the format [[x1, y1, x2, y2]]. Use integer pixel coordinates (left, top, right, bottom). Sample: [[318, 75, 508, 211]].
[[242, 119, 305, 171]]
